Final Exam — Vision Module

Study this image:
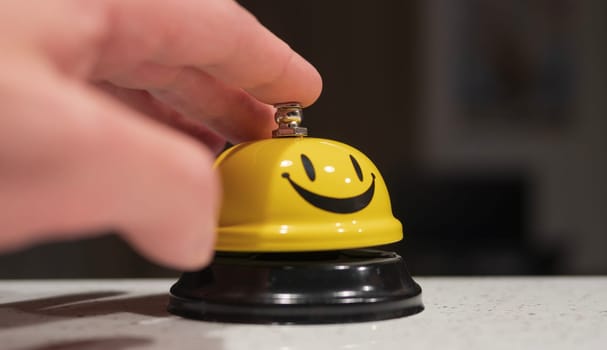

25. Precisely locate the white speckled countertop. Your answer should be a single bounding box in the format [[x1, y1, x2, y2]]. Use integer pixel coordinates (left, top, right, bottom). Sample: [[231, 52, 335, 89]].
[[0, 278, 605, 350]]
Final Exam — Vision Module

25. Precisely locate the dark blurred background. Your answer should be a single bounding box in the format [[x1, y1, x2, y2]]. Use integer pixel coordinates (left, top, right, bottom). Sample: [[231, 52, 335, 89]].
[[1, 0, 605, 277]]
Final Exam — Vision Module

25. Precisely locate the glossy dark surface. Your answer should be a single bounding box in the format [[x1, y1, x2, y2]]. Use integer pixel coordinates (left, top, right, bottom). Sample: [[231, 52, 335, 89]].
[[168, 249, 423, 324]]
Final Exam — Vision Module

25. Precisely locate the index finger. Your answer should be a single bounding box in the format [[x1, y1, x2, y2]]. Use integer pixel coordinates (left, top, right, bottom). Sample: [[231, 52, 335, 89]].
[[96, 0, 322, 106]]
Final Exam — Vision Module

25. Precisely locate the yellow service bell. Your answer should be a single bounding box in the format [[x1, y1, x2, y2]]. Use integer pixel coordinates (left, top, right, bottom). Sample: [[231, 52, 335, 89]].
[[168, 103, 423, 324]]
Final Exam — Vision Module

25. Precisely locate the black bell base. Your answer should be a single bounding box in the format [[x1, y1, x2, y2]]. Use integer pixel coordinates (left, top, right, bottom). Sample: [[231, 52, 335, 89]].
[[168, 249, 423, 324]]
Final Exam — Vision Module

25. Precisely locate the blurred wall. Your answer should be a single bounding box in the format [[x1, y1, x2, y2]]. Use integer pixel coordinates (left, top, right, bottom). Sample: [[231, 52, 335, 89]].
[[417, 0, 607, 273], [1, 0, 605, 277]]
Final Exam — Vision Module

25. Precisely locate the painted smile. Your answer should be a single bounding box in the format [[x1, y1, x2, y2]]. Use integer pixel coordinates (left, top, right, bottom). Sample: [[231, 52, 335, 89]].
[[281, 173, 376, 214]]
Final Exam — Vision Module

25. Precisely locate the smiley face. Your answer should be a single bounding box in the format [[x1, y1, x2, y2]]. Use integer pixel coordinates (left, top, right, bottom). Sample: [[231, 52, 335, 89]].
[[281, 154, 376, 214]]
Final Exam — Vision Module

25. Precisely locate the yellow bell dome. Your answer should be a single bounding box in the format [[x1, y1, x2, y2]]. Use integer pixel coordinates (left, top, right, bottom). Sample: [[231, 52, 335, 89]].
[[214, 137, 403, 252]]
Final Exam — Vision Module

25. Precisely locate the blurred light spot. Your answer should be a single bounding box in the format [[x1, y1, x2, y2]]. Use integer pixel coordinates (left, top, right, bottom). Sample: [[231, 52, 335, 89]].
[[335, 290, 356, 297]]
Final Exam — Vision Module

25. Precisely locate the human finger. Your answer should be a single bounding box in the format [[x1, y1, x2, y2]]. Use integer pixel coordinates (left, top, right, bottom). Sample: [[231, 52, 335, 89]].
[[147, 67, 277, 144], [0, 57, 219, 270], [94, 82, 227, 153], [92, 0, 322, 107]]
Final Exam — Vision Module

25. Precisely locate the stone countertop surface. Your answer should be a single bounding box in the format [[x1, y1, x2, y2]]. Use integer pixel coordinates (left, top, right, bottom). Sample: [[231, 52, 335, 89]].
[[0, 277, 605, 350]]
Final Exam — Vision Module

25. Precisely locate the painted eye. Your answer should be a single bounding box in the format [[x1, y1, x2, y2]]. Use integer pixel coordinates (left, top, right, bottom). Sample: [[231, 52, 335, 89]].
[[350, 155, 363, 181], [301, 154, 316, 181]]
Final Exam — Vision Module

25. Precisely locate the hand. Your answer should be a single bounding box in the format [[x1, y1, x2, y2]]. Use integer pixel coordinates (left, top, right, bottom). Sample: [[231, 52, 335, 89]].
[[0, 0, 322, 270]]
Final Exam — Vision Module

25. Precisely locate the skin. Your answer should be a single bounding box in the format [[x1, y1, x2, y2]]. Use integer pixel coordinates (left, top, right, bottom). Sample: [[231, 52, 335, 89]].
[[0, 0, 322, 270]]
